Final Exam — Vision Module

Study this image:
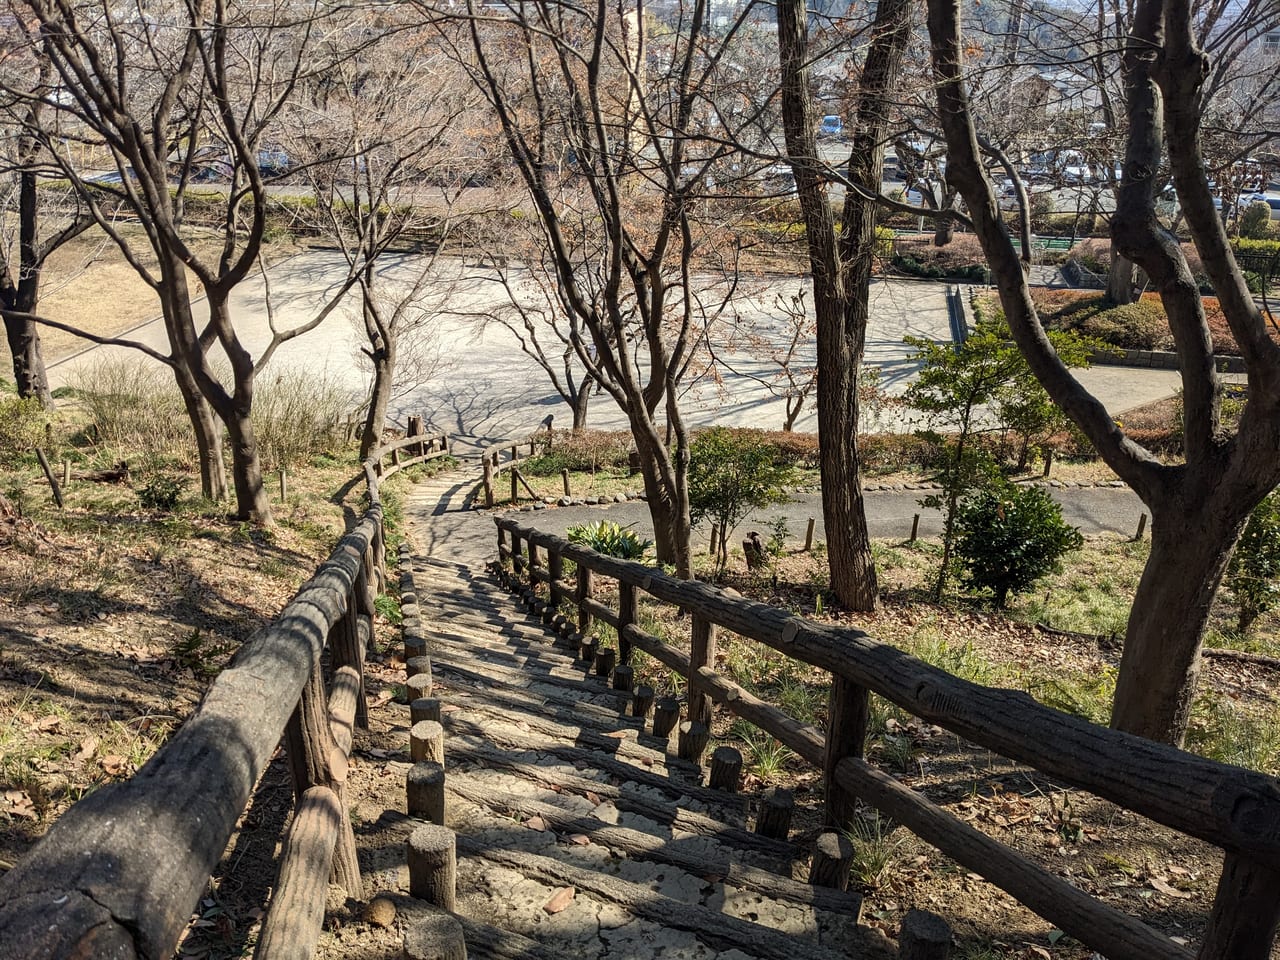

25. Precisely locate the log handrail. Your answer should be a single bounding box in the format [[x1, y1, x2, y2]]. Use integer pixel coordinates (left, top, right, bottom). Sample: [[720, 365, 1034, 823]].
[[496, 516, 1280, 960], [0, 420, 448, 959]]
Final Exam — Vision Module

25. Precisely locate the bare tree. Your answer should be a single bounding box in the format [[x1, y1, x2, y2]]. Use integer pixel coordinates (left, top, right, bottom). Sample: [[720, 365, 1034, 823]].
[[929, 0, 1280, 744], [447, 0, 762, 576], [776, 0, 916, 611], [10, 0, 356, 521]]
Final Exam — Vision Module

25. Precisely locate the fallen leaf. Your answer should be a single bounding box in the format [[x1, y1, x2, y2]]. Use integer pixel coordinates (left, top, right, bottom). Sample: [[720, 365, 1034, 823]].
[[603, 730, 627, 739], [35, 715, 61, 732], [542, 886, 575, 914], [1150, 877, 1191, 899], [568, 834, 590, 846], [1168, 865, 1190, 876], [526, 816, 547, 832], [74, 736, 100, 763], [1026, 947, 1051, 960], [100, 755, 129, 776], [585, 791, 601, 805], [4, 790, 37, 820]]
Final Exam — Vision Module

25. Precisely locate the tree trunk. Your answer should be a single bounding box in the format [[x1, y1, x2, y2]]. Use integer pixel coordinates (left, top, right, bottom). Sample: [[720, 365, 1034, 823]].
[[360, 344, 395, 461], [177, 372, 228, 503], [1106, 250, 1136, 304], [224, 404, 273, 524], [571, 380, 591, 431], [1111, 506, 1247, 744], [633, 426, 692, 578], [3, 314, 52, 406]]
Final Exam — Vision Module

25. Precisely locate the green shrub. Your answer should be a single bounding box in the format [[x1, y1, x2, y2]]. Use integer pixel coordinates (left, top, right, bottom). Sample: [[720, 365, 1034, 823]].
[[1227, 490, 1280, 636], [688, 427, 794, 574], [1076, 300, 1173, 350], [954, 478, 1084, 608], [1241, 202, 1274, 240], [0, 396, 45, 465], [566, 520, 652, 560], [137, 473, 186, 511]]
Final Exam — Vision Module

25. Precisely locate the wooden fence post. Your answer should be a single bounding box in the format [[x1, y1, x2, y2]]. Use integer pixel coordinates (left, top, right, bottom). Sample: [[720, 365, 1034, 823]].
[[511, 467, 518, 505], [577, 565, 594, 636], [547, 548, 563, 618], [688, 614, 717, 726], [804, 518, 815, 552], [528, 540, 541, 593], [618, 581, 638, 665], [483, 457, 494, 508], [562, 468, 571, 497], [1198, 853, 1280, 960], [497, 526, 510, 566], [824, 674, 869, 830], [511, 532, 525, 579], [284, 658, 361, 898]]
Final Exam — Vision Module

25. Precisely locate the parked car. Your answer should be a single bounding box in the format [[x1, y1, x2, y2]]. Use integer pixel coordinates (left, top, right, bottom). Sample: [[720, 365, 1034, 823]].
[[819, 115, 843, 138]]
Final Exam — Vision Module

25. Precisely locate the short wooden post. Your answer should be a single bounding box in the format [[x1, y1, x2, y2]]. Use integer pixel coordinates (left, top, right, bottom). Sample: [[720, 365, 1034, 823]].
[[511, 532, 524, 579], [1135, 512, 1148, 541], [803, 517, 815, 552], [688, 615, 716, 727], [824, 674, 869, 830], [618, 581, 638, 664], [511, 444, 519, 463], [511, 467, 518, 504], [280, 469, 288, 502], [809, 831, 853, 890], [547, 549, 564, 615], [1198, 853, 1280, 960], [411, 720, 445, 764], [405, 634, 428, 662], [678, 720, 711, 763], [1042, 449, 1054, 478], [61, 459, 70, 485], [613, 664, 634, 692], [594, 647, 617, 679], [899, 908, 952, 960], [910, 514, 920, 542], [407, 656, 432, 680], [652, 698, 680, 739], [631, 685, 655, 718], [392, 446, 401, 466], [407, 823, 457, 911], [407, 672, 433, 701], [709, 746, 743, 792], [483, 457, 494, 508], [497, 526, 510, 565], [407, 761, 446, 824], [411, 698, 442, 724], [756, 787, 794, 840], [577, 565, 594, 635], [404, 912, 467, 960], [34, 449, 63, 509], [529, 439, 536, 456], [527, 540, 541, 592], [562, 468, 571, 497]]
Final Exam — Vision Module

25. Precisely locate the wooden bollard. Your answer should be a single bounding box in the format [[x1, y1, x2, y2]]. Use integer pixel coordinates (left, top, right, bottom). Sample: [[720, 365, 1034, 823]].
[[899, 908, 952, 959], [562, 468, 571, 497], [652, 698, 680, 739], [804, 517, 815, 552], [594, 647, 617, 679], [407, 823, 457, 911], [755, 787, 794, 840], [580, 637, 598, 665], [677, 720, 710, 763], [809, 831, 854, 890], [411, 698, 442, 724], [62, 459, 70, 485], [910, 513, 920, 542], [407, 761, 446, 824], [280, 469, 287, 502], [613, 664, 634, 692], [1135, 512, 1148, 541], [407, 656, 432, 679], [631, 685, 655, 718], [407, 673, 433, 701], [411, 720, 445, 764], [405, 635, 428, 661], [404, 912, 467, 960], [709, 745, 743, 792]]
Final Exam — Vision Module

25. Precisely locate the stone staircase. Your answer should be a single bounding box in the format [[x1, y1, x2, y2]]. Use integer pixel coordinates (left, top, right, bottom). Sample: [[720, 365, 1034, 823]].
[[366, 540, 897, 960]]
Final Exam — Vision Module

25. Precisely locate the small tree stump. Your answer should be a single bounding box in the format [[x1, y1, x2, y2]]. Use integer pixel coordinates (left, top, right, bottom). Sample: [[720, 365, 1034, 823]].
[[404, 911, 468, 960], [407, 673, 433, 700], [407, 823, 457, 911], [594, 647, 617, 679], [631, 685, 655, 718], [743, 531, 767, 570], [411, 698, 442, 725], [580, 637, 598, 665], [809, 831, 853, 890], [709, 746, 743, 792], [899, 908, 952, 959], [677, 721, 710, 763], [756, 787, 794, 840], [411, 720, 445, 764], [652, 698, 680, 739], [613, 664, 634, 693], [407, 656, 433, 680], [407, 761, 446, 824]]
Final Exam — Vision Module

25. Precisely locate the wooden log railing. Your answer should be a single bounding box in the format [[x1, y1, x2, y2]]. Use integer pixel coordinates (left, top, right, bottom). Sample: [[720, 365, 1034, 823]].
[[0, 422, 450, 960], [479, 437, 542, 509], [495, 517, 1280, 960]]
